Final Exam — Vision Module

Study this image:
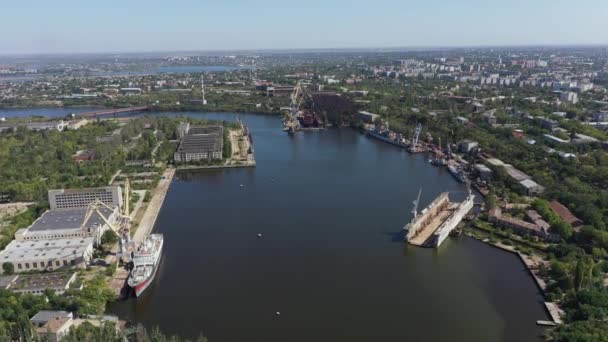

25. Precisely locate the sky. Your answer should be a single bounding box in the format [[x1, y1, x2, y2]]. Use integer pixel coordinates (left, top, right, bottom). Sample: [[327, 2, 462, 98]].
[[1, 0, 607, 54]]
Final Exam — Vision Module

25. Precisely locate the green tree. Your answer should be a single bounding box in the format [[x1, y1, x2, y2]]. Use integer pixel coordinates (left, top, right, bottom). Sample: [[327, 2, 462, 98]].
[[2, 262, 14, 275], [101, 230, 119, 247]]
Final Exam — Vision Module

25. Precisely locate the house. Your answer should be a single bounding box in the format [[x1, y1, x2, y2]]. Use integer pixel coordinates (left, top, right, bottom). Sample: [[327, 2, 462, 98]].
[[459, 140, 479, 153], [71, 150, 95, 163], [512, 129, 526, 139], [456, 116, 469, 125], [31, 311, 73, 342]]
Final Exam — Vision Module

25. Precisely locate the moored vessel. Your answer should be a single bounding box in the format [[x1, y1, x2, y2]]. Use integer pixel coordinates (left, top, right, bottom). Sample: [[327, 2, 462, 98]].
[[127, 234, 164, 297]]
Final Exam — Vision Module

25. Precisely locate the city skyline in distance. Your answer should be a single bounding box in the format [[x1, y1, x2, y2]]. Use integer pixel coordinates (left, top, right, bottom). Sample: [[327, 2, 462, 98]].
[[1, 0, 607, 54]]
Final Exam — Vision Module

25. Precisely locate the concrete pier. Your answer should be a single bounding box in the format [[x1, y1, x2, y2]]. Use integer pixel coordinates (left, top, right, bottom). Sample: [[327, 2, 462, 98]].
[[133, 168, 175, 243]]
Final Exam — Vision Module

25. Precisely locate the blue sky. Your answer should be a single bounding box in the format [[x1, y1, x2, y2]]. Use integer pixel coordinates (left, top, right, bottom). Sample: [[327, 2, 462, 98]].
[[1, 0, 607, 54]]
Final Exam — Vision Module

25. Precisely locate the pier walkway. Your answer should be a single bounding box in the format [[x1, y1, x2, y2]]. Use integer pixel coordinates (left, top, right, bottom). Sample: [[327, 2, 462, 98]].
[[133, 168, 175, 243]]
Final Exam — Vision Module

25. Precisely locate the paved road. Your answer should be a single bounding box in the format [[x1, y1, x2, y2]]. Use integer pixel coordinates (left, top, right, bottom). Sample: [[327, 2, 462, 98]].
[[132, 168, 175, 243]]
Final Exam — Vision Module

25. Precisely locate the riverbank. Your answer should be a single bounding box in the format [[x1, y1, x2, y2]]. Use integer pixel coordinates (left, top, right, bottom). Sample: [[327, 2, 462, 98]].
[[464, 231, 564, 326], [132, 168, 175, 243]]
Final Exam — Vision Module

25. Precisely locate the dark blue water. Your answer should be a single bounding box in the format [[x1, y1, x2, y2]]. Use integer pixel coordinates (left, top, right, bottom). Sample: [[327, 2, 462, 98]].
[[109, 112, 549, 342], [3, 108, 549, 341], [0, 106, 102, 118]]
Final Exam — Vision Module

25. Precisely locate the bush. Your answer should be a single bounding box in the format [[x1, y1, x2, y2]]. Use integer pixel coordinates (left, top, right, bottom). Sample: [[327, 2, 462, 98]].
[[105, 263, 117, 277], [501, 239, 513, 246]]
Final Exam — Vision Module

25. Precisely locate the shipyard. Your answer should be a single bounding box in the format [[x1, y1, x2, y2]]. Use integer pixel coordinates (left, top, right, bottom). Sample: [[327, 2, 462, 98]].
[[1, 40, 608, 341]]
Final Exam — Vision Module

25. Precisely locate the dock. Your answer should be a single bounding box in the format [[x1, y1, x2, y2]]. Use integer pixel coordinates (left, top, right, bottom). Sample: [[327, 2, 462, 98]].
[[132, 168, 175, 243], [405, 191, 475, 248]]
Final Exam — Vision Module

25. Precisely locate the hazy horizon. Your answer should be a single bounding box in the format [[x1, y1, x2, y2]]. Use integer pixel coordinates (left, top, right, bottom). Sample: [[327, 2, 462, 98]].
[[1, 0, 607, 55]]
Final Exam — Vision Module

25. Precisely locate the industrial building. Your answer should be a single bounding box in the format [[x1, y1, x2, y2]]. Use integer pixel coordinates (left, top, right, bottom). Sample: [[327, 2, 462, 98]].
[[14, 205, 120, 244], [549, 201, 584, 229], [0, 120, 67, 133], [48, 186, 123, 210], [174, 125, 224, 162], [519, 179, 545, 196], [0, 272, 79, 295], [489, 208, 557, 241], [266, 85, 295, 97], [0, 237, 95, 274], [357, 111, 380, 123]]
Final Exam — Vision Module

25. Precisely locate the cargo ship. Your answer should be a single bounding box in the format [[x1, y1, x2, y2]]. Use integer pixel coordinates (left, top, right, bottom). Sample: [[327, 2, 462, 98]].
[[366, 128, 410, 148], [404, 190, 475, 248], [128, 234, 163, 297]]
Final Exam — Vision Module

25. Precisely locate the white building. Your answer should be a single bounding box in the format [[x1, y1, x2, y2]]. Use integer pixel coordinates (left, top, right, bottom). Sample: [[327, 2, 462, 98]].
[[31, 311, 73, 342], [14, 205, 120, 244], [0, 237, 94, 274], [560, 91, 578, 104]]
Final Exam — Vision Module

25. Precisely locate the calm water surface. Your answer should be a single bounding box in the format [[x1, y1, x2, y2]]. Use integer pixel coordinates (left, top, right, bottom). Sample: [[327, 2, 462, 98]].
[[5, 108, 548, 341], [0, 106, 102, 118], [108, 112, 549, 342]]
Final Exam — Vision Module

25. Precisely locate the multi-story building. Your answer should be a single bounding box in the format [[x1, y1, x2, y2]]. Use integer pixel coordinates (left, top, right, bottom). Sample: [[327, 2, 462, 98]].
[[560, 91, 578, 104], [48, 186, 123, 210]]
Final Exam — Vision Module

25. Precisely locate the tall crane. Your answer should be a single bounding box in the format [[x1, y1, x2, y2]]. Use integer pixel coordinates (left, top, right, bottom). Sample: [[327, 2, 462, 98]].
[[283, 81, 303, 134], [411, 188, 422, 219], [123, 178, 130, 217], [408, 123, 422, 152]]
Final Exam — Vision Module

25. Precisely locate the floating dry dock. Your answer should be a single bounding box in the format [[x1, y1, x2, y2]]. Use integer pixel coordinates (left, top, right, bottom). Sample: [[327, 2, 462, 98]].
[[405, 190, 475, 248]]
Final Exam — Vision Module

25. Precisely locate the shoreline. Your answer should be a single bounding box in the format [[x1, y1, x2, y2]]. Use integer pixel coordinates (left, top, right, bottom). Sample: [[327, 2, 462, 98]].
[[464, 233, 564, 326]]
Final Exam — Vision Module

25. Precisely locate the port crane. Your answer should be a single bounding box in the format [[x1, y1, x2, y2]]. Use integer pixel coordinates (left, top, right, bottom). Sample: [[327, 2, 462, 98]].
[[411, 188, 422, 219], [283, 81, 303, 134], [408, 123, 422, 152]]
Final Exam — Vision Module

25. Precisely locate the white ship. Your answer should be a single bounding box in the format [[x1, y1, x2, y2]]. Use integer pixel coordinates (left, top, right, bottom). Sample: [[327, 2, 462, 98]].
[[127, 234, 163, 297]]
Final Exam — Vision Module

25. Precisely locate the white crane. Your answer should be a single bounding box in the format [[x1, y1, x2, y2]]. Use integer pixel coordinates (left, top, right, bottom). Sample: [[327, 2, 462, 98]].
[[411, 188, 422, 219], [409, 123, 422, 152]]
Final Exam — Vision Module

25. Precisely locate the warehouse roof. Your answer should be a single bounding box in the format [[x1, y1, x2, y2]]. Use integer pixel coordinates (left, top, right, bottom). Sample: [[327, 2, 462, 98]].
[[176, 125, 223, 154], [28, 207, 116, 232], [0, 237, 94, 262]]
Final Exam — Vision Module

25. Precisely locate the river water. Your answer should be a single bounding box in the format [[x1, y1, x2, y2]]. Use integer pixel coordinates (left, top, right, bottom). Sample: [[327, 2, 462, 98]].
[[1, 108, 549, 341]]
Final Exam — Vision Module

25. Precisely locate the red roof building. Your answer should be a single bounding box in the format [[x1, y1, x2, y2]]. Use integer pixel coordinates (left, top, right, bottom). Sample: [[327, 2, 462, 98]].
[[549, 201, 583, 229]]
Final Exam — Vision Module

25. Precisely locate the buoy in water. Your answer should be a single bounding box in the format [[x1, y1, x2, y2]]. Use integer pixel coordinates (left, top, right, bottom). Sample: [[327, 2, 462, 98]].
[[239, 184, 244, 188], [275, 311, 281, 316], [257, 233, 262, 238]]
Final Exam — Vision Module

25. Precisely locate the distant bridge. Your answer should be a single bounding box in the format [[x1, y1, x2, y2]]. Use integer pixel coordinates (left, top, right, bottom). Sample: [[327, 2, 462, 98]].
[[76, 106, 149, 118]]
